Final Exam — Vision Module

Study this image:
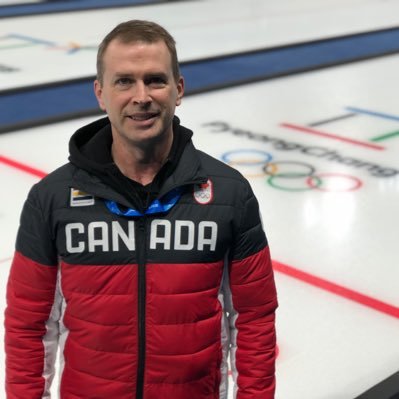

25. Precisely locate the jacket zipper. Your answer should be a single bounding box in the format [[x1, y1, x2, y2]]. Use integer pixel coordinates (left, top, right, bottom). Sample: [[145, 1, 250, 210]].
[[134, 182, 205, 398], [136, 216, 147, 399]]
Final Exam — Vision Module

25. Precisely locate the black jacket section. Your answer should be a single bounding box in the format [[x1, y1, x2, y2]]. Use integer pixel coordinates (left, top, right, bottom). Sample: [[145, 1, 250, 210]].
[[15, 184, 58, 266], [16, 117, 268, 266]]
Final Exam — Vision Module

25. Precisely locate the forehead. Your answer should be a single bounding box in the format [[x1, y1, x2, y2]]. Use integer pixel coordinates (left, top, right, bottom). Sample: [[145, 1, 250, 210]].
[[102, 39, 172, 70]]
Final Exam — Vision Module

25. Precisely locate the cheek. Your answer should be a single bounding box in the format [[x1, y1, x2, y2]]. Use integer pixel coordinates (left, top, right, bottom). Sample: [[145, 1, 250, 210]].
[[106, 93, 130, 110], [156, 88, 178, 105]]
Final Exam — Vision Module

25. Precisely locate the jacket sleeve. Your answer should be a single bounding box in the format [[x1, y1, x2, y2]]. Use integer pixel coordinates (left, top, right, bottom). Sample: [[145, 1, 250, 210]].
[[225, 181, 278, 399], [4, 184, 60, 399]]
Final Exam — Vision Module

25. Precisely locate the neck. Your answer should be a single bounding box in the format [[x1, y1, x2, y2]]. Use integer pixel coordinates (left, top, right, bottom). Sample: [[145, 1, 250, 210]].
[[111, 133, 173, 186]]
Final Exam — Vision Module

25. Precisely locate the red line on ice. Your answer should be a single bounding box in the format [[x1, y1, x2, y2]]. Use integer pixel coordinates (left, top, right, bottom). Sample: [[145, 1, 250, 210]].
[[280, 123, 385, 151], [0, 155, 47, 178], [273, 260, 399, 319]]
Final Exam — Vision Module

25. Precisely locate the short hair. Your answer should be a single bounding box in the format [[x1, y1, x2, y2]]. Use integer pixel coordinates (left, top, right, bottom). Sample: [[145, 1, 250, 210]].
[[96, 20, 180, 84]]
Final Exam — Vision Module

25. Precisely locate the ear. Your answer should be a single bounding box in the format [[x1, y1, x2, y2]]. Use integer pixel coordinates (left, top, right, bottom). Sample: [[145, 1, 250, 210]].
[[94, 80, 106, 111], [175, 76, 185, 106]]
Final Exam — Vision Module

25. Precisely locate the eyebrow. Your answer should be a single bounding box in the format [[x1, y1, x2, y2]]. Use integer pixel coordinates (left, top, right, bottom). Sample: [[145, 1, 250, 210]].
[[113, 73, 134, 78], [113, 72, 169, 79]]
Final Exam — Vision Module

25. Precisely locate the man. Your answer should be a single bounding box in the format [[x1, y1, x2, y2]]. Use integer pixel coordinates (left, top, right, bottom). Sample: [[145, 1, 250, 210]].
[[5, 20, 278, 399]]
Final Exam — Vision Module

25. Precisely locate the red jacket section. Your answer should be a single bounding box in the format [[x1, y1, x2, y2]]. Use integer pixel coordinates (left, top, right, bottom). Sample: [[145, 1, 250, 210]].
[[230, 247, 277, 398], [5, 252, 58, 399]]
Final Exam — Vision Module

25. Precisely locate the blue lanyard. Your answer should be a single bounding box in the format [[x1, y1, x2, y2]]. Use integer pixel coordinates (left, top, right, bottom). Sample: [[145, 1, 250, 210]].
[[104, 187, 183, 217]]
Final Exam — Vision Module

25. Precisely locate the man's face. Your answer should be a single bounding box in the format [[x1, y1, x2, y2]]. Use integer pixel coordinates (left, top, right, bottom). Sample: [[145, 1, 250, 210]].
[[94, 39, 184, 148]]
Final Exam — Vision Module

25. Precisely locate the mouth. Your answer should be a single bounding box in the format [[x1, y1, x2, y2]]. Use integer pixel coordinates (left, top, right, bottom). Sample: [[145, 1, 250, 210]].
[[127, 112, 160, 121]]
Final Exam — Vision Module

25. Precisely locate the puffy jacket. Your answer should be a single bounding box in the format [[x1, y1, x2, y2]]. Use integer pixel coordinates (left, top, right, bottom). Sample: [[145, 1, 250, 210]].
[[5, 117, 278, 399]]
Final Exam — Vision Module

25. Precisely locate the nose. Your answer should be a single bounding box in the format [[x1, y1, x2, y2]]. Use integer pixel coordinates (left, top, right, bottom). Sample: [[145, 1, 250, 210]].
[[132, 81, 151, 105]]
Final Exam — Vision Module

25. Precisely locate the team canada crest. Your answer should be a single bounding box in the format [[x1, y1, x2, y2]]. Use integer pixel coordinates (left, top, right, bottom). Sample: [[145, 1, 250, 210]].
[[193, 179, 213, 205]]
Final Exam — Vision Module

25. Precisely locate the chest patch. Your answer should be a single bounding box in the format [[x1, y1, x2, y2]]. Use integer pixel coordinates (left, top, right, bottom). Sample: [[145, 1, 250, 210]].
[[70, 188, 95, 207], [193, 179, 213, 205]]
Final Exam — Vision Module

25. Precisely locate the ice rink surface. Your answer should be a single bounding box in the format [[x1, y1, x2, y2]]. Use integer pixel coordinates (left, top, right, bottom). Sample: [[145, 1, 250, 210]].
[[0, 1, 398, 398]]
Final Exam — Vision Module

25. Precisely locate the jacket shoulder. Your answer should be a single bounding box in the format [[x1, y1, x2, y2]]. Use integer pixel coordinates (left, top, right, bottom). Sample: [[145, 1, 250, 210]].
[[27, 162, 76, 210], [196, 149, 247, 183], [195, 149, 256, 210]]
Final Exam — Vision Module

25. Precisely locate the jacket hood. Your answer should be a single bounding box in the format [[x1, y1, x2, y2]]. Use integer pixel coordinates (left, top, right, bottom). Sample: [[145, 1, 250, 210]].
[[67, 116, 207, 207], [68, 116, 113, 175]]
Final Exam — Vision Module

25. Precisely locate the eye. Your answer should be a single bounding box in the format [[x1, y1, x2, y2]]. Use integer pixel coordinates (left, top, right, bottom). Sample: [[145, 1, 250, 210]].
[[147, 76, 167, 87], [115, 77, 133, 87]]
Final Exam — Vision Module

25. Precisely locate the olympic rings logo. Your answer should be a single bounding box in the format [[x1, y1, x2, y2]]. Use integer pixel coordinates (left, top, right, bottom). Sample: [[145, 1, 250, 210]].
[[221, 149, 363, 192]]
